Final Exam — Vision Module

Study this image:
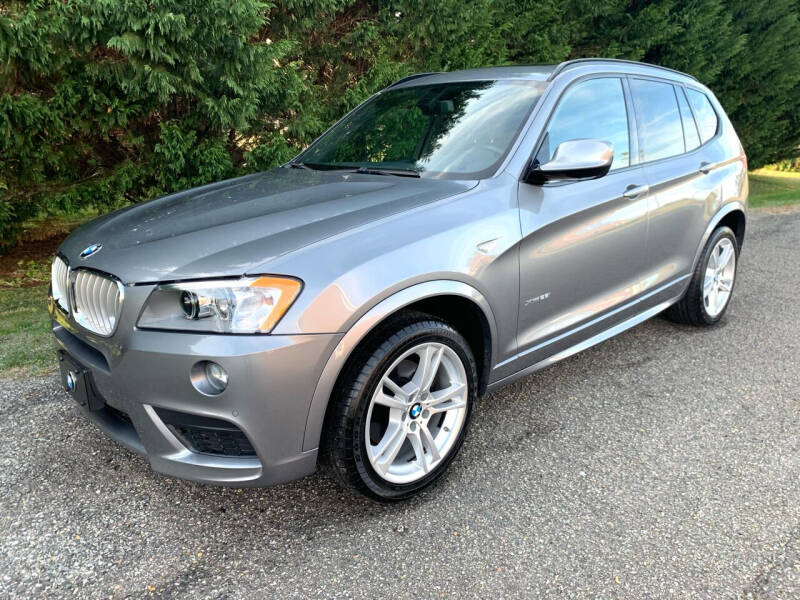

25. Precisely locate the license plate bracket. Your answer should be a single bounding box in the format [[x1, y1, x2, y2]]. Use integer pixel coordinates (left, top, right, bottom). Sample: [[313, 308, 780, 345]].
[[58, 350, 105, 411]]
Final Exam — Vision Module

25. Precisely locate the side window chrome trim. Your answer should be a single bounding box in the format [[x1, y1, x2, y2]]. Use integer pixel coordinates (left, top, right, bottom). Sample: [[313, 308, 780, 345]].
[[626, 75, 724, 169], [516, 72, 726, 181]]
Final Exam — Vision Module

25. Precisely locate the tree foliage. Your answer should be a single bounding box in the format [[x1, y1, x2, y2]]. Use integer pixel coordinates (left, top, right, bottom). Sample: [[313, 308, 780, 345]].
[[2, 0, 800, 247]]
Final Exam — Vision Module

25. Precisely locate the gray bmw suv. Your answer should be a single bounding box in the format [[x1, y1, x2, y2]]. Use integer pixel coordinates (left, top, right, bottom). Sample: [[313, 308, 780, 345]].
[[49, 59, 747, 501]]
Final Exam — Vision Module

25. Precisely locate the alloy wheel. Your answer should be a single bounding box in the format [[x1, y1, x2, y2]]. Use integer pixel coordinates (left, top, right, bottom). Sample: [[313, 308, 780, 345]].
[[703, 237, 736, 318], [365, 342, 469, 484]]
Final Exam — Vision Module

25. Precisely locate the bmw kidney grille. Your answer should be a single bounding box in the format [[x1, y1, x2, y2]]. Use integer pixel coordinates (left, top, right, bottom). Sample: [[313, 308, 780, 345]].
[[52, 256, 123, 336]]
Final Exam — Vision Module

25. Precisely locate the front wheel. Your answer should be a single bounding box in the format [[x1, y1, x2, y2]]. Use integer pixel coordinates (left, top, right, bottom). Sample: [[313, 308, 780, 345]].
[[665, 225, 739, 326], [324, 313, 477, 502]]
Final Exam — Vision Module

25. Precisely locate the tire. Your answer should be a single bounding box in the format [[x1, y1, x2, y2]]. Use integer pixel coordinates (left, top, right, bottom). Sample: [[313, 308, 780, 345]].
[[324, 311, 477, 502], [665, 225, 739, 326]]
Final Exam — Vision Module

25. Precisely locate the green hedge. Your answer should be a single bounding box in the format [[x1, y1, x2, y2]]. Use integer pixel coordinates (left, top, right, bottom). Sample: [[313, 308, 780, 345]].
[[2, 0, 800, 248]]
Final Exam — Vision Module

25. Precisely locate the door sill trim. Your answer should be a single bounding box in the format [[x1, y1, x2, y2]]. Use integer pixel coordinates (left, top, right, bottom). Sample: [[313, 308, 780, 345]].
[[488, 275, 688, 391]]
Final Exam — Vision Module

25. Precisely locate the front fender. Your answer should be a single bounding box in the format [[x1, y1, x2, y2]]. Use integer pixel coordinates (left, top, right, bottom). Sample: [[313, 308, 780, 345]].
[[301, 280, 498, 452]]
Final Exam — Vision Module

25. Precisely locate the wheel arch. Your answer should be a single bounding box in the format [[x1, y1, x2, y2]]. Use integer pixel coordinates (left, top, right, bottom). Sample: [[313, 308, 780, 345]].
[[302, 280, 498, 452], [718, 208, 746, 250], [691, 202, 746, 273]]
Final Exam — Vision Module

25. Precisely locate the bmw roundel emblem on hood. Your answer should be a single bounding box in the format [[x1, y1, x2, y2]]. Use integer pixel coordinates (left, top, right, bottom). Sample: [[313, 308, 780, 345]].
[[80, 244, 103, 259]]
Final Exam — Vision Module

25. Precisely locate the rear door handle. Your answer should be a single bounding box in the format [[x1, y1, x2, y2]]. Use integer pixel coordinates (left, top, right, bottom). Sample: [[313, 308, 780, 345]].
[[622, 184, 650, 199], [699, 161, 712, 174]]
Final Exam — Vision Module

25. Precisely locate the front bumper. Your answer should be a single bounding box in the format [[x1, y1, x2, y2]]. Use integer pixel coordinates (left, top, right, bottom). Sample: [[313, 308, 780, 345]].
[[49, 286, 342, 487]]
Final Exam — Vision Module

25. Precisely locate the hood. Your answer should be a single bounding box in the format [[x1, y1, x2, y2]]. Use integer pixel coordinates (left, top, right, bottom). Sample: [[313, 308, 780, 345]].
[[59, 168, 475, 283]]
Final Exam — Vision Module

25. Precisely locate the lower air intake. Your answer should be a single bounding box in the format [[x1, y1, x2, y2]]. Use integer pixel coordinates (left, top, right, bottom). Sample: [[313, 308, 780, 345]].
[[173, 426, 256, 457], [154, 407, 256, 457]]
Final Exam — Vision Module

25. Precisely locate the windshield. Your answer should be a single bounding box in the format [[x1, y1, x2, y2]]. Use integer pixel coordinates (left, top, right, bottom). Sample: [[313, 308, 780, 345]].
[[296, 80, 546, 179]]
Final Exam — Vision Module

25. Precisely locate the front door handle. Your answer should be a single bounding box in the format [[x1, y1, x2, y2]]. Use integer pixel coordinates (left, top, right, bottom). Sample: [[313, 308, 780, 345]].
[[699, 161, 712, 174], [622, 184, 650, 199]]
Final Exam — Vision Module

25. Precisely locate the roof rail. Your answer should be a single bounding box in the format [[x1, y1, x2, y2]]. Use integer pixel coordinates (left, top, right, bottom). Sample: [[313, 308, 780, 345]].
[[548, 58, 697, 82], [385, 72, 442, 89]]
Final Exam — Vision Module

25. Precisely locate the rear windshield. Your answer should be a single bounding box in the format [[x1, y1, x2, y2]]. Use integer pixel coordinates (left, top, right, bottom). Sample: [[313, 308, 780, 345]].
[[297, 80, 546, 179]]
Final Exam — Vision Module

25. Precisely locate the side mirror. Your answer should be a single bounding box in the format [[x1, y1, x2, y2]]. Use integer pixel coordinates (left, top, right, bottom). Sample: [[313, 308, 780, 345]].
[[525, 139, 614, 184]]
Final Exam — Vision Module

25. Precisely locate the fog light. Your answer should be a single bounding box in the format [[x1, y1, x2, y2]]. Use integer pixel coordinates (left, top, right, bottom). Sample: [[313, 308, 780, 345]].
[[205, 362, 228, 392], [190, 361, 229, 396]]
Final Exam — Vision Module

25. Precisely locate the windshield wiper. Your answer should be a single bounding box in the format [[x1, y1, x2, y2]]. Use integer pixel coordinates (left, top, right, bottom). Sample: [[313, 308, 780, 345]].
[[288, 162, 421, 177], [288, 162, 359, 172], [355, 166, 421, 178]]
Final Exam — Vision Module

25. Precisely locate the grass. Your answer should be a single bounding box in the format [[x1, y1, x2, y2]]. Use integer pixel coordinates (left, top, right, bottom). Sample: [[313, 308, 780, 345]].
[[0, 213, 96, 379], [0, 169, 798, 379], [748, 169, 800, 209], [0, 285, 57, 377]]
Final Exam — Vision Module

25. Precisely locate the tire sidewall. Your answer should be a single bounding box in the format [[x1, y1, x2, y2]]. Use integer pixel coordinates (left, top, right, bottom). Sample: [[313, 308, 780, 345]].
[[350, 324, 477, 500]]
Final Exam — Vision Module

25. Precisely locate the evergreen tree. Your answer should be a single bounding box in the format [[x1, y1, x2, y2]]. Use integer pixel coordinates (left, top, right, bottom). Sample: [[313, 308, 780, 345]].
[[0, 0, 301, 245], [2, 0, 799, 248], [715, 0, 800, 166]]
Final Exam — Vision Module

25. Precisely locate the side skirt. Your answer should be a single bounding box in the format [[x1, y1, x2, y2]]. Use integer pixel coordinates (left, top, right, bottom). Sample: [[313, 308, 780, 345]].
[[487, 285, 686, 393]]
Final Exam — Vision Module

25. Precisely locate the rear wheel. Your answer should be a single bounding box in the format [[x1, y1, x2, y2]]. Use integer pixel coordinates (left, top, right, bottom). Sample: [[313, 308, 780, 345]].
[[324, 312, 477, 502], [666, 226, 738, 326]]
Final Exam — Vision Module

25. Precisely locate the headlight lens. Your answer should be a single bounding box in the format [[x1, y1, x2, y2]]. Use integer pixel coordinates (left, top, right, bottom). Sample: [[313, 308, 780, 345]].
[[137, 276, 302, 334]]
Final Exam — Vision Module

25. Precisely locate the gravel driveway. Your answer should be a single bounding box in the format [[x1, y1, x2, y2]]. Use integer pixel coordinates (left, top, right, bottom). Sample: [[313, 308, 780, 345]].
[[1, 208, 799, 599]]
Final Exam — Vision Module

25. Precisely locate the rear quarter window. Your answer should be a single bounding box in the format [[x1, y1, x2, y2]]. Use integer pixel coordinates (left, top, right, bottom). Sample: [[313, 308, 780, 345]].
[[686, 88, 719, 143]]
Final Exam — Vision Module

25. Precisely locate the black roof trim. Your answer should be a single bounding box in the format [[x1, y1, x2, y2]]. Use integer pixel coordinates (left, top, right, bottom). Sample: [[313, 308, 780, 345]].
[[385, 72, 443, 89], [548, 58, 697, 82]]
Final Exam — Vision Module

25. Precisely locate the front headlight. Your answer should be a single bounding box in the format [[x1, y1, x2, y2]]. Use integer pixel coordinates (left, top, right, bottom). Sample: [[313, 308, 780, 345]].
[[137, 276, 302, 334]]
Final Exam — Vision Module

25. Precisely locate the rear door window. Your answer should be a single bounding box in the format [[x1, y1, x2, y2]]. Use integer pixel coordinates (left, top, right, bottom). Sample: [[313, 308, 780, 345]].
[[676, 87, 701, 151], [630, 79, 685, 162], [686, 88, 719, 143]]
